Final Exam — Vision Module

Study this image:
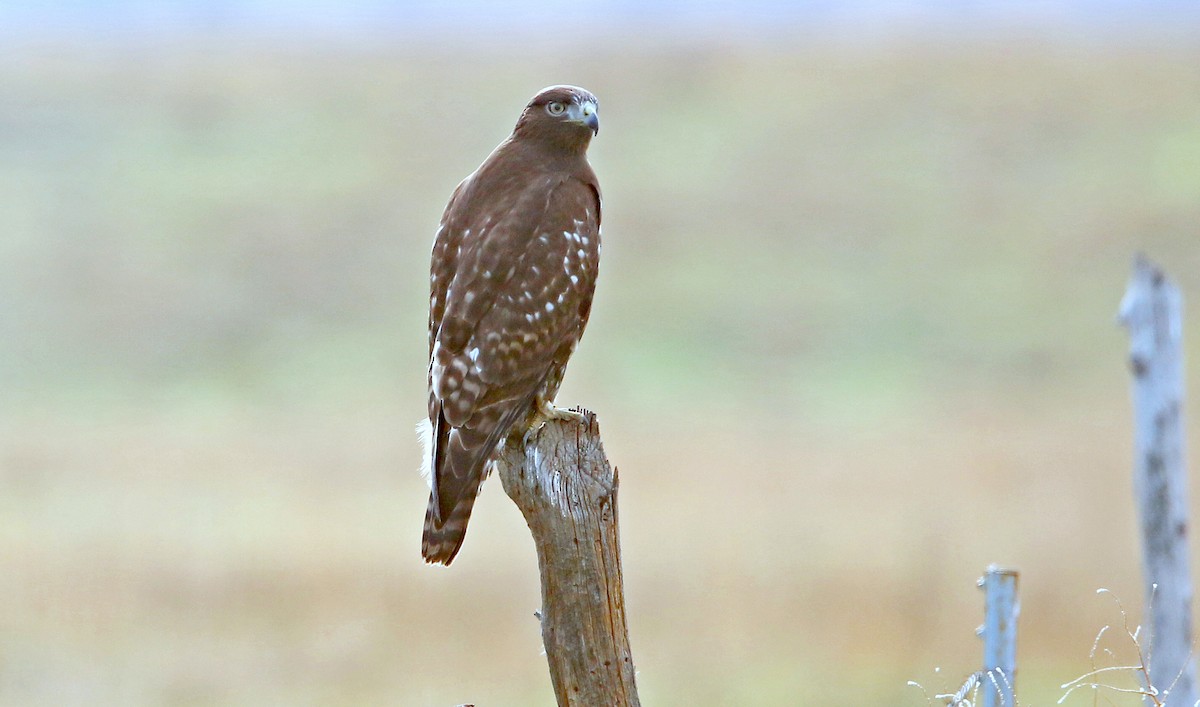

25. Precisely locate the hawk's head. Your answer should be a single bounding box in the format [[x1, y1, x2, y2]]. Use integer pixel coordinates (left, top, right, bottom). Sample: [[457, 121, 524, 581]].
[[513, 85, 599, 148]]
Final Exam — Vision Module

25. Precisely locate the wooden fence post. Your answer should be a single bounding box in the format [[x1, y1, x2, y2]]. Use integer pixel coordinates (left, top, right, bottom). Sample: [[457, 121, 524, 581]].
[[1119, 255, 1196, 706], [496, 409, 641, 707], [923, 568, 1020, 706], [980, 566, 1019, 707]]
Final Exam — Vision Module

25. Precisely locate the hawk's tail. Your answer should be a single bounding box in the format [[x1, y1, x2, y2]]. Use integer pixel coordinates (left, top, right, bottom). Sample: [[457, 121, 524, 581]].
[[418, 397, 529, 566], [421, 492, 477, 565]]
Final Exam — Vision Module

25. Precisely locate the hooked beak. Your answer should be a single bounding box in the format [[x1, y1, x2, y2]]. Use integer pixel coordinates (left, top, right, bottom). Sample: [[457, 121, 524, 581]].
[[568, 100, 599, 135]]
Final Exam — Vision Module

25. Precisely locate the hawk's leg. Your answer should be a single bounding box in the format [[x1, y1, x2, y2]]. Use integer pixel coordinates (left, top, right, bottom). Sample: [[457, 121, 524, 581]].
[[538, 398, 588, 424], [522, 398, 588, 444]]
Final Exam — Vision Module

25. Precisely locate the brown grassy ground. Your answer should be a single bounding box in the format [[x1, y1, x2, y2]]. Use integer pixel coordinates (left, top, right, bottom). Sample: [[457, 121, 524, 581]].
[[2, 33, 1200, 705]]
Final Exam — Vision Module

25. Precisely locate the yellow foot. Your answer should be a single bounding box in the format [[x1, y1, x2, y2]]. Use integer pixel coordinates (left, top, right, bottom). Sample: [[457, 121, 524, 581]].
[[522, 401, 588, 444], [537, 400, 588, 425]]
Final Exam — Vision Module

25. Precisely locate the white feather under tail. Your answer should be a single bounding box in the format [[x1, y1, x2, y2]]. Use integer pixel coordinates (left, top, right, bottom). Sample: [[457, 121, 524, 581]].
[[416, 418, 434, 490]]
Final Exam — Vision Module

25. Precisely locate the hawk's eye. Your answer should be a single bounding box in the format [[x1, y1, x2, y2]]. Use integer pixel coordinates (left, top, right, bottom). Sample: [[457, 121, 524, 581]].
[[546, 101, 566, 116]]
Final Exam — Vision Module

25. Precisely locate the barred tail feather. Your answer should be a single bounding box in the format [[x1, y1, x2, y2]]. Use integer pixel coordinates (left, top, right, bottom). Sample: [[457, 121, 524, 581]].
[[418, 394, 531, 565], [422, 492, 477, 565]]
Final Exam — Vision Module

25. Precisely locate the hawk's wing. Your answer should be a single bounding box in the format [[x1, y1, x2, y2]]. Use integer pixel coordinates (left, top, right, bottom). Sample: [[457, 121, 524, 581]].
[[422, 171, 600, 563]]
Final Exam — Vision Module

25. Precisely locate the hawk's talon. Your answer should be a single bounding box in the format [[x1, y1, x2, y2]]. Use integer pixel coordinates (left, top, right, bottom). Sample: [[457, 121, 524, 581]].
[[537, 400, 588, 426], [521, 401, 587, 444]]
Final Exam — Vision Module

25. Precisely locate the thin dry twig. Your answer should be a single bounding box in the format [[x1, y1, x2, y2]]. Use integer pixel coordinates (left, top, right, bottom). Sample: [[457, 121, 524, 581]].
[[1059, 589, 1166, 706]]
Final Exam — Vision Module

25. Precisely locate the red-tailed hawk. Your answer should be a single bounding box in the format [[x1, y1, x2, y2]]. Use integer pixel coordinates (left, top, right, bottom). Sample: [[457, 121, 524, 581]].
[[420, 85, 602, 565]]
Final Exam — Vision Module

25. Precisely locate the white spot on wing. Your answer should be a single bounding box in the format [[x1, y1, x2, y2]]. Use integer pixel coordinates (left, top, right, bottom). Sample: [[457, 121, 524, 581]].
[[430, 342, 444, 391], [545, 302, 555, 312]]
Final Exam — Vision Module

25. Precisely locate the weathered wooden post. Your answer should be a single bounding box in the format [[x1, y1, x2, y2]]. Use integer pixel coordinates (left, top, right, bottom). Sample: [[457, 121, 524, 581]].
[[1119, 255, 1196, 706], [980, 566, 1019, 707], [496, 409, 640, 707], [917, 568, 1020, 706]]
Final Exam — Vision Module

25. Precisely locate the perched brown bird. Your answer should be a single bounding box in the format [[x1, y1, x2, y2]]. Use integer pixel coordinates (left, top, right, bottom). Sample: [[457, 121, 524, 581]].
[[419, 85, 602, 565]]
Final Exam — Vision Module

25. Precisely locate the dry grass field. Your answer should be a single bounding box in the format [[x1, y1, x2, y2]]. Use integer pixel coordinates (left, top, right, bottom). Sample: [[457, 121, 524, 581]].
[[2, 31, 1200, 705]]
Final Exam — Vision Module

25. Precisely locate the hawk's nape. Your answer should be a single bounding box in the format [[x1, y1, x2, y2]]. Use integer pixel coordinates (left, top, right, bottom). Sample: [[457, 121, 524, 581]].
[[419, 85, 602, 565]]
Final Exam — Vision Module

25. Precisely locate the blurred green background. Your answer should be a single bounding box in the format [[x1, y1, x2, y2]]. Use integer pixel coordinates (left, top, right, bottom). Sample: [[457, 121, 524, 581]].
[[3, 5, 1200, 705]]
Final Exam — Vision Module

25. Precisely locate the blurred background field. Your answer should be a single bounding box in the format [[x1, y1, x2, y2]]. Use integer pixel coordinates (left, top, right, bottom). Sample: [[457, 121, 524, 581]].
[[2, 3, 1200, 705]]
